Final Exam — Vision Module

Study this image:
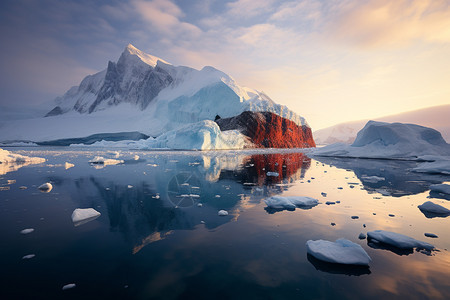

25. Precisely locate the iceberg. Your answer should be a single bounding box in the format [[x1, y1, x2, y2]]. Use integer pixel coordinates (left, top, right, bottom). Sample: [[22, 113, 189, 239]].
[[138, 120, 249, 150], [306, 239, 371, 266], [367, 230, 434, 250], [0, 148, 46, 175], [38, 182, 53, 192], [71, 208, 101, 226], [313, 121, 450, 160], [89, 156, 124, 165], [429, 184, 450, 195]]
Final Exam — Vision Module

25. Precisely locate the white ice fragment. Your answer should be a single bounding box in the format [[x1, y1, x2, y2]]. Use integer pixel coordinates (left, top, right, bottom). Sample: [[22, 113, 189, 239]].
[[418, 201, 450, 214], [71, 208, 101, 226], [266, 172, 279, 177], [264, 196, 318, 210], [22, 254, 35, 259], [89, 156, 124, 165], [134, 155, 140, 160], [367, 230, 434, 250], [127, 185, 133, 189], [218, 210, 228, 216], [64, 162, 74, 169], [62, 283, 76, 290], [38, 182, 52, 192], [306, 239, 371, 266], [20, 228, 34, 234], [197, 203, 203, 207], [215, 195, 221, 198]]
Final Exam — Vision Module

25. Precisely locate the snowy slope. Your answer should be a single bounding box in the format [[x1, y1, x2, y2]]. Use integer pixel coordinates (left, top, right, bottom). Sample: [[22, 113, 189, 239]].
[[0, 44, 308, 143], [314, 105, 450, 144], [313, 121, 450, 160]]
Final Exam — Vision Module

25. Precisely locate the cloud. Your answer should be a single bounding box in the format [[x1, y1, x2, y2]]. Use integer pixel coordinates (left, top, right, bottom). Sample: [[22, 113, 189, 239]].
[[327, 0, 450, 48]]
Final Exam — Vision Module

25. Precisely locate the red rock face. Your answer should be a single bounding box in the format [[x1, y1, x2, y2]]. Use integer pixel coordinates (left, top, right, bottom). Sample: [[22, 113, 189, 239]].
[[216, 111, 316, 148]]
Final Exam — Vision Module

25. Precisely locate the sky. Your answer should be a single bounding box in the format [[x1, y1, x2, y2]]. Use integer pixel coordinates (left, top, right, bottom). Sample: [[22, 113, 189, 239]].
[[0, 0, 449, 130]]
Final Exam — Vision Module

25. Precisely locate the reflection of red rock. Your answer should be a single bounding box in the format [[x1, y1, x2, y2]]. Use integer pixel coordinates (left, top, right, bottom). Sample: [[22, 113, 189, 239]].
[[245, 153, 311, 185], [216, 111, 316, 148]]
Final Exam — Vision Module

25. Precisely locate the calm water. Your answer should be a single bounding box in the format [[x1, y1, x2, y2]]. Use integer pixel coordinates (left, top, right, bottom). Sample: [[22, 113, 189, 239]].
[[0, 148, 449, 299]]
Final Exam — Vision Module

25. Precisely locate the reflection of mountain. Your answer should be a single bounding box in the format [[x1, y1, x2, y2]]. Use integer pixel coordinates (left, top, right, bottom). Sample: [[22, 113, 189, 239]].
[[314, 157, 447, 197], [62, 152, 310, 253]]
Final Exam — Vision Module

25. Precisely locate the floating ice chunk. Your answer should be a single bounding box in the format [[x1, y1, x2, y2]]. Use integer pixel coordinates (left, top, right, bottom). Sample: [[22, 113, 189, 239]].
[[89, 156, 124, 165], [361, 175, 385, 183], [321, 192, 327, 197], [351, 216, 359, 219], [64, 162, 74, 169], [424, 233, 438, 238], [62, 283, 76, 290], [367, 230, 434, 250], [266, 172, 279, 177], [413, 160, 450, 175], [429, 184, 450, 195], [20, 228, 34, 234], [358, 233, 366, 240], [127, 185, 133, 189], [306, 239, 371, 266], [38, 182, 52, 192], [134, 155, 140, 160], [107, 151, 120, 158], [22, 254, 35, 259], [71, 208, 101, 226], [418, 201, 450, 218], [264, 196, 319, 210], [325, 201, 335, 205], [19, 186, 27, 189], [197, 203, 203, 207], [218, 210, 228, 216]]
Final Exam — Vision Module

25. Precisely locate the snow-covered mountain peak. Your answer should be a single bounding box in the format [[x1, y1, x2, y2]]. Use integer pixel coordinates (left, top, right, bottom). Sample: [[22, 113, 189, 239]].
[[122, 44, 170, 68]]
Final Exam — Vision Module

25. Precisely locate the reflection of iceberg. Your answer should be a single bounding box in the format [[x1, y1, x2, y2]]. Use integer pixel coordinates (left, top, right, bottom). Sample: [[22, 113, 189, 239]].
[[314, 156, 447, 197], [307, 254, 371, 276], [50, 151, 310, 253]]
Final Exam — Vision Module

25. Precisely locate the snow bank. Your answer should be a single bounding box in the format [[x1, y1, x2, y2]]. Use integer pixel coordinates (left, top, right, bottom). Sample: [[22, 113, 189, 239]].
[[138, 120, 249, 150], [264, 196, 318, 210], [89, 156, 124, 165], [306, 239, 371, 266], [313, 121, 450, 160], [418, 201, 450, 217], [367, 230, 434, 250], [71, 208, 101, 226]]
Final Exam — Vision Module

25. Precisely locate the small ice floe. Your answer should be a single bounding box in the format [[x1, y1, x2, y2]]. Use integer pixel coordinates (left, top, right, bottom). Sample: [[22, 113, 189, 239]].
[[325, 201, 335, 205], [20, 228, 34, 234], [19, 186, 27, 190], [418, 201, 450, 218], [62, 283, 76, 290], [64, 162, 75, 169], [266, 172, 279, 177], [429, 184, 450, 195], [337, 187, 343, 190], [367, 230, 434, 251], [321, 192, 327, 197], [89, 156, 124, 166], [22, 254, 35, 260], [197, 203, 203, 207], [336, 201, 341, 204], [38, 182, 52, 192], [388, 214, 395, 217], [331, 223, 336, 226], [134, 155, 140, 160], [306, 239, 371, 266], [358, 233, 366, 240], [215, 195, 221, 198], [107, 151, 120, 158], [71, 208, 101, 226], [351, 216, 359, 219], [424, 233, 438, 238], [361, 175, 385, 183], [264, 196, 318, 211], [218, 210, 228, 216], [200, 221, 205, 224], [7, 179, 16, 185], [127, 185, 133, 189]]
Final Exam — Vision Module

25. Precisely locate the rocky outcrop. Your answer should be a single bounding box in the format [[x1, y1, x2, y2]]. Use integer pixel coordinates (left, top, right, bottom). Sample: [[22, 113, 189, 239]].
[[216, 111, 316, 148]]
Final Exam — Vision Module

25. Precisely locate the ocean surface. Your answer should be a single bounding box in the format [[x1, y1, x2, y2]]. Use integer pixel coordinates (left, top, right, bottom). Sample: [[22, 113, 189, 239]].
[[1, 147, 449, 299]]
